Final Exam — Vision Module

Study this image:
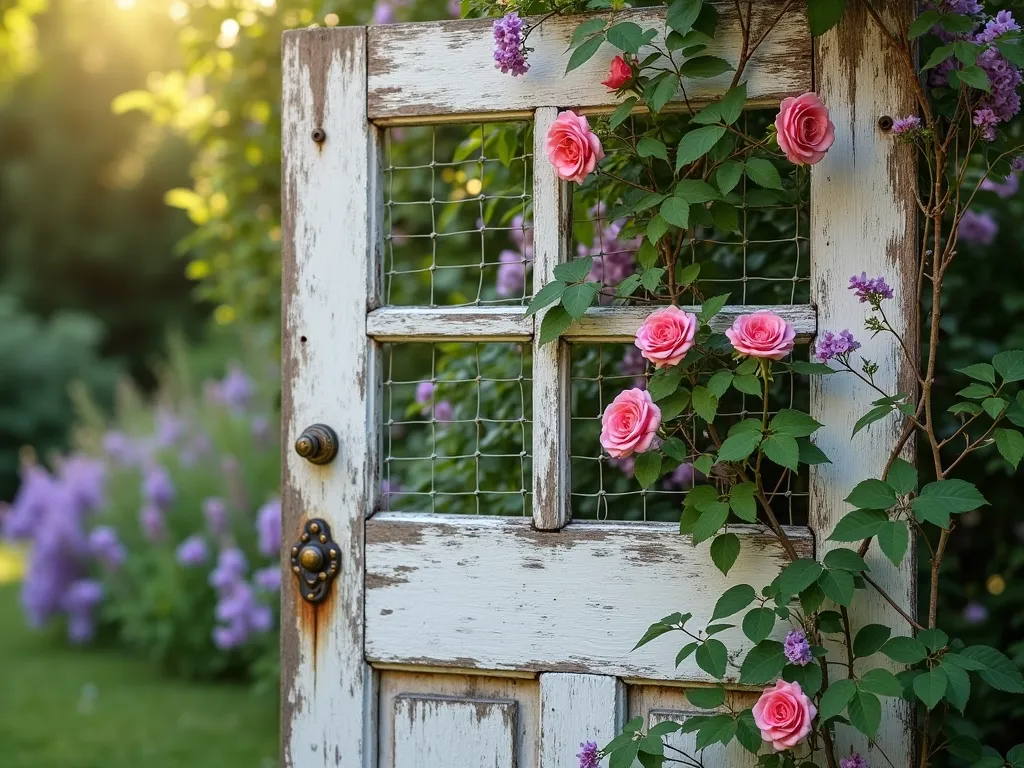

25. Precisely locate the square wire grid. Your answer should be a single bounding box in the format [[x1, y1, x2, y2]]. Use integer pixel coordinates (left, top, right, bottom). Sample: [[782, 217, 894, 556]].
[[571, 110, 809, 308], [570, 343, 810, 525], [383, 123, 535, 308], [381, 342, 532, 516]]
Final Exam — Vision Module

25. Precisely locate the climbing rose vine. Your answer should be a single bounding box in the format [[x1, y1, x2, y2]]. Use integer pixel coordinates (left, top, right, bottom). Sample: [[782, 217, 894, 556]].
[[476, 0, 1024, 766]]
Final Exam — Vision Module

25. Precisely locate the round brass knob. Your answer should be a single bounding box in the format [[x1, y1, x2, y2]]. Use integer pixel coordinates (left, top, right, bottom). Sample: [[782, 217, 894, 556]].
[[294, 423, 339, 465], [299, 545, 324, 571]]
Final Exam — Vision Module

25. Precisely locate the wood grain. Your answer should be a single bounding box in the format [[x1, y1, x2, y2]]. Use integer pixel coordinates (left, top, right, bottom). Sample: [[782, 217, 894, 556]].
[[281, 26, 380, 768], [367, 2, 811, 122], [810, 2, 918, 764], [539, 674, 625, 768], [365, 513, 812, 682]]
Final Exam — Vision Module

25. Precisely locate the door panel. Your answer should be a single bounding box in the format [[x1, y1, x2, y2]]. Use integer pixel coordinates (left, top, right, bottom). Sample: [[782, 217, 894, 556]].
[[366, 513, 810, 681], [379, 672, 539, 768]]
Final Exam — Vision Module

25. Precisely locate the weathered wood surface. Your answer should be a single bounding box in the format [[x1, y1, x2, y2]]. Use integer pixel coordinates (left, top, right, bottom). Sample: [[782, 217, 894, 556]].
[[365, 513, 813, 681], [393, 696, 518, 768], [539, 674, 625, 768], [377, 671, 539, 768], [281, 26, 380, 768], [532, 107, 573, 531], [365, 304, 816, 343], [810, 1, 918, 764], [367, 2, 811, 122]]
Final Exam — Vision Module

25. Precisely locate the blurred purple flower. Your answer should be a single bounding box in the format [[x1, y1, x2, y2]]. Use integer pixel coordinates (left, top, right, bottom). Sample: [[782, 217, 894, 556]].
[[209, 547, 247, 590], [63, 579, 104, 644], [250, 415, 270, 444], [102, 431, 136, 465], [433, 400, 455, 423], [155, 408, 183, 447], [58, 455, 106, 512], [664, 462, 703, 490], [415, 381, 435, 405], [176, 535, 209, 567], [88, 526, 126, 570], [143, 464, 175, 509], [963, 600, 989, 624], [212, 579, 274, 648], [203, 497, 228, 538], [840, 754, 868, 768], [139, 504, 165, 542], [3, 463, 55, 540], [958, 209, 999, 245], [981, 172, 1019, 198], [256, 498, 281, 557], [372, 0, 394, 24], [448, 0, 460, 17], [608, 456, 634, 478], [496, 250, 528, 297], [510, 214, 534, 259], [253, 567, 281, 592], [219, 365, 254, 411]]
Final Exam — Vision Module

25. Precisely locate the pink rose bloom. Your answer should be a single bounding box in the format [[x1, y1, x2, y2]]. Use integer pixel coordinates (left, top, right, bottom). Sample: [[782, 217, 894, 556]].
[[775, 92, 836, 166], [752, 679, 817, 752], [546, 110, 605, 184], [600, 388, 661, 459], [602, 55, 633, 90], [634, 306, 698, 368], [725, 310, 796, 360]]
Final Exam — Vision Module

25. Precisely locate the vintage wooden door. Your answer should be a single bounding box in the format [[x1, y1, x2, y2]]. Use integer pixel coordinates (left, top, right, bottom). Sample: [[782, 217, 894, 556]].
[[281, 3, 917, 766]]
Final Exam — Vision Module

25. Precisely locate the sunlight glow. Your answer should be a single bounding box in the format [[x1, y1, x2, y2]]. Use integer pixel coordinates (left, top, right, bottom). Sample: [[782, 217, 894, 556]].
[[115, 0, 136, 9]]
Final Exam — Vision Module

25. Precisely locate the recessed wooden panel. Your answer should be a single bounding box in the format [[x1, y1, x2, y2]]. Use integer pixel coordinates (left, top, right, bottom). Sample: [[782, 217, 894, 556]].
[[631, 685, 761, 767], [379, 672, 539, 768], [366, 514, 813, 681], [367, 2, 811, 122]]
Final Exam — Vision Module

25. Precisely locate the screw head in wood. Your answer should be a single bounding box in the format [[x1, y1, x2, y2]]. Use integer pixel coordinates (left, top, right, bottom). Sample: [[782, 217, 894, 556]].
[[311, 128, 326, 143]]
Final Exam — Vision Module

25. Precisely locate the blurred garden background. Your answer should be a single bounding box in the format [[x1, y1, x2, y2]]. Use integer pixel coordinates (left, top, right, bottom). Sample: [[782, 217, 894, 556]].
[[1, 0, 1024, 764]]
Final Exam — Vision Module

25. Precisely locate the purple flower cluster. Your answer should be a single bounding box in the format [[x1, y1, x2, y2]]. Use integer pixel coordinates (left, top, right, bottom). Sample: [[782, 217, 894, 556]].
[[584, 207, 641, 301], [205, 364, 254, 412], [256, 497, 281, 557], [784, 629, 813, 666], [981, 172, 1019, 198], [891, 115, 922, 135], [209, 547, 273, 649], [413, 380, 455, 424], [177, 535, 209, 566], [963, 600, 989, 624], [496, 215, 535, 298], [840, 754, 868, 768], [2, 457, 108, 641], [815, 330, 861, 363], [493, 12, 529, 77], [848, 273, 894, 304], [958, 209, 999, 244], [577, 741, 600, 768]]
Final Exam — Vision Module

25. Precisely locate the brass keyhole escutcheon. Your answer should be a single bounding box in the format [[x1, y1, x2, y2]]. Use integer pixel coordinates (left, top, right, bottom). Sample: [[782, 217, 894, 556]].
[[290, 519, 340, 603], [294, 424, 339, 465]]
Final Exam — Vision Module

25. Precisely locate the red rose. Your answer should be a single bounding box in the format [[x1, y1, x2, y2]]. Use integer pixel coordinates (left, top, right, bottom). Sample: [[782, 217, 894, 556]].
[[601, 55, 633, 90]]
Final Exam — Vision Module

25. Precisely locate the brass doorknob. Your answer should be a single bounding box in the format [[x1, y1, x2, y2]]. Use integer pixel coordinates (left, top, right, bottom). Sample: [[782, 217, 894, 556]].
[[294, 423, 338, 465], [290, 519, 340, 604]]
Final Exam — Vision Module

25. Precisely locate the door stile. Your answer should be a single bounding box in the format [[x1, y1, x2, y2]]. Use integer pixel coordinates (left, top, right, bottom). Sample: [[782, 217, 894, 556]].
[[281, 26, 382, 768], [539, 673, 626, 768], [810, 2, 918, 765]]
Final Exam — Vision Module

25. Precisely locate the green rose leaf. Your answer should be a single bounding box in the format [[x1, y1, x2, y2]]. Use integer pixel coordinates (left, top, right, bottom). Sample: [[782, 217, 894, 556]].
[[710, 533, 741, 575], [711, 583, 756, 621], [739, 640, 786, 685]]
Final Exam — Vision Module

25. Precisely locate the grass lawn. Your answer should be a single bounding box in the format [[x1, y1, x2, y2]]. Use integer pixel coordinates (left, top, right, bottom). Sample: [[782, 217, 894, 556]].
[[0, 563, 279, 768]]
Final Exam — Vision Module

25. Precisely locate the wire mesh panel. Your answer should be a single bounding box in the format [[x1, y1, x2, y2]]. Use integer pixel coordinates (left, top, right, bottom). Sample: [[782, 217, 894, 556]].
[[569, 342, 810, 525], [383, 123, 535, 307], [381, 342, 532, 516], [572, 110, 809, 308]]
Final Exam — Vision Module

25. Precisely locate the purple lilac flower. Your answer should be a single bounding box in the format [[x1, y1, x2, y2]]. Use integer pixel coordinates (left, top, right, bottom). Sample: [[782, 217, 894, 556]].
[[88, 526, 126, 570], [493, 12, 529, 77], [256, 497, 281, 557], [58, 456, 106, 512], [1013, 156, 1024, 172], [220, 365, 254, 411], [433, 400, 455, 423], [577, 741, 600, 768], [448, 0, 460, 17], [848, 273, 894, 303], [891, 115, 921, 134], [372, 0, 394, 24], [963, 600, 989, 624], [973, 107, 1000, 141], [958, 209, 999, 245], [946, 0, 983, 13], [3, 463, 56, 539], [415, 381, 435, 405], [840, 754, 868, 768], [143, 464, 175, 509], [784, 629, 813, 666], [664, 462, 704, 490], [974, 13, 1022, 135], [204, 497, 228, 537], [815, 330, 861, 363], [253, 566, 281, 592], [176, 535, 209, 567], [510, 214, 534, 259], [63, 579, 104, 644], [139, 504, 165, 542], [496, 250, 528, 297], [210, 547, 248, 590], [982, 172, 1019, 198], [102, 430, 136, 465]]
